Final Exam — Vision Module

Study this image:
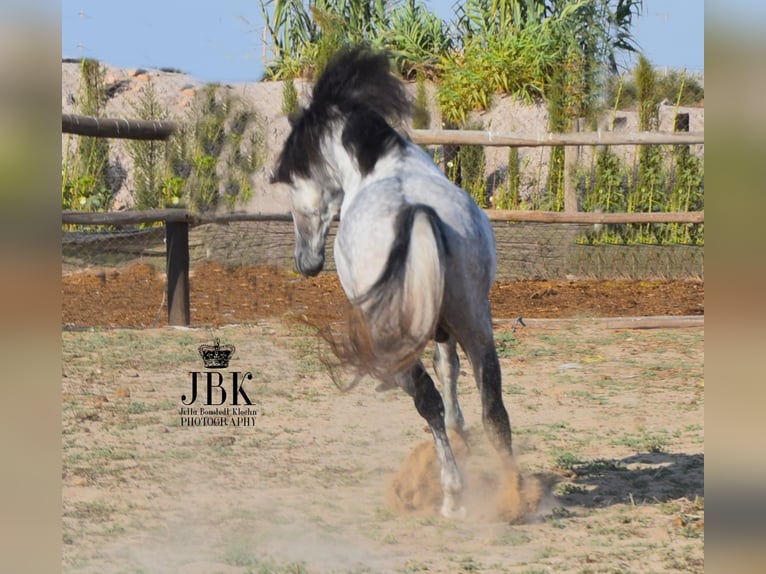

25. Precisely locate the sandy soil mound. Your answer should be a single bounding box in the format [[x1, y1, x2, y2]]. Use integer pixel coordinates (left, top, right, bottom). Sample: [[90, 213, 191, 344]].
[[388, 429, 543, 523]]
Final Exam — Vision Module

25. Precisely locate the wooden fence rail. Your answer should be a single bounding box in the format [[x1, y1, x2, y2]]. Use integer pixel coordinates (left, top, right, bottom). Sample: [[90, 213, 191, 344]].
[[62, 208, 704, 226], [409, 129, 704, 147], [62, 113, 179, 140], [62, 113, 703, 147]]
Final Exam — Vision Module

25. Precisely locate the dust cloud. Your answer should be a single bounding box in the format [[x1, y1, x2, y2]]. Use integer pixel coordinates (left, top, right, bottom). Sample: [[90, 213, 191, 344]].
[[387, 429, 543, 522]]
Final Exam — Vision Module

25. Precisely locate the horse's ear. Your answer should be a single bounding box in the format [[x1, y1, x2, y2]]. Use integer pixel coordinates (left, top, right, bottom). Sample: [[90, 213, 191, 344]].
[[288, 109, 305, 127]]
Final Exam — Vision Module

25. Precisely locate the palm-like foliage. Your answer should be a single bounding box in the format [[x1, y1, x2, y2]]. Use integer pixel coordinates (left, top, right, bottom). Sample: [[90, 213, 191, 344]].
[[260, 0, 453, 79], [384, 1, 453, 78], [438, 1, 644, 123], [260, 1, 644, 108], [260, 0, 317, 77]]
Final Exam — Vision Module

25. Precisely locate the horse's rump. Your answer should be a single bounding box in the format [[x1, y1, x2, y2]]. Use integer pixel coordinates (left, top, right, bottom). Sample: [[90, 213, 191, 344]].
[[331, 203, 447, 380]]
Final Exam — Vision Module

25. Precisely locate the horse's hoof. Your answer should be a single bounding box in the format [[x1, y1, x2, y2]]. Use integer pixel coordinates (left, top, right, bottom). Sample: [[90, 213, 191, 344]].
[[440, 502, 467, 520]]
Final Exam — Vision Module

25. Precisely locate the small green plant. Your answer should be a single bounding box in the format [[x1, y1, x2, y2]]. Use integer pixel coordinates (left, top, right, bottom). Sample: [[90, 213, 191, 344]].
[[553, 451, 580, 471], [445, 120, 488, 207], [495, 329, 520, 358], [412, 71, 431, 130], [126, 401, 152, 415], [281, 75, 300, 115], [62, 59, 113, 213], [458, 555, 481, 572], [495, 147, 521, 210], [612, 428, 671, 453], [127, 77, 175, 210], [555, 482, 587, 495]]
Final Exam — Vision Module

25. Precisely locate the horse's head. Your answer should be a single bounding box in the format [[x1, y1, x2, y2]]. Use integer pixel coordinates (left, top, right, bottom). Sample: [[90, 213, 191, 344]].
[[272, 110, 343, 277], [285, 175, 342, 277], [272, 47, 411, 277]]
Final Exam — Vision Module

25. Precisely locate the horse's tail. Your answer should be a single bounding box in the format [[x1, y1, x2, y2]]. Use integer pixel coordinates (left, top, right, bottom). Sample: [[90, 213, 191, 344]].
[[331, 204, 446, 382]]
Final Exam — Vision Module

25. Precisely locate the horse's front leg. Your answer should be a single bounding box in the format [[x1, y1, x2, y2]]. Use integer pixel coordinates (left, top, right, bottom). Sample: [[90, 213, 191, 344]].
[[395, 361, 465, 518]]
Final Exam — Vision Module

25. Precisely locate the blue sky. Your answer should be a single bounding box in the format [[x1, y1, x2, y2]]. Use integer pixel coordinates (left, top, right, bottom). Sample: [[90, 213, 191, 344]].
[[61, 0, 704, 84]]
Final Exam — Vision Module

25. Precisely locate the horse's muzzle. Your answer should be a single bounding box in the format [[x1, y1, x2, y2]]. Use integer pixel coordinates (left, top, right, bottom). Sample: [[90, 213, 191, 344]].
[[295, 250, 325, 277]]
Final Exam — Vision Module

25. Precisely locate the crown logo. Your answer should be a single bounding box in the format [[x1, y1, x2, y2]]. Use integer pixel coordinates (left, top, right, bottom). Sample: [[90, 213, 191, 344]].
[[198, 338, 235, 369]]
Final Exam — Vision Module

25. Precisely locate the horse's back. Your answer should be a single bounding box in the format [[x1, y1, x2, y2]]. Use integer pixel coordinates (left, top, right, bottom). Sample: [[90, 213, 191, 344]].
[[335, 143, 496, 307], [399, 146, 497, 286]]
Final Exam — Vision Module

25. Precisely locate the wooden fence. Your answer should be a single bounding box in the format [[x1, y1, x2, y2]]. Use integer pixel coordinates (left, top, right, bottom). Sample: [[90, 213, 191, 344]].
[[62, 113, 704, 326]]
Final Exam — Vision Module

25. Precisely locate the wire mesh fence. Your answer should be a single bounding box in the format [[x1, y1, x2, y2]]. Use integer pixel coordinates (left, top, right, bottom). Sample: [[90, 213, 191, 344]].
[[62, 219, 703, 281]]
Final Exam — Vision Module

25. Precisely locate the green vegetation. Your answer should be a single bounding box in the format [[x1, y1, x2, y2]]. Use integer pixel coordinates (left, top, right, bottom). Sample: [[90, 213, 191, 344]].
[[448, 120, 488, 207], [495, 147, 522, 210], [126, 78, 173, 210], [606, 67, 704, 110], [260, 0, 452, 80], [281, 75, 300, 115], [167, 84, 266, 213], [64, 66, 266, 216], [257, 1, 704, 245], [127, 78, 265, 213], [62, 59, 112, 212], [577, 57, 704, 245], [260, 1, 645, 123]]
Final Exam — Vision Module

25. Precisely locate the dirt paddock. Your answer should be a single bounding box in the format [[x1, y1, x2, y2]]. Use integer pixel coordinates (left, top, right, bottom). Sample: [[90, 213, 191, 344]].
[[61, 264, 704, 573], [62, 261, 704, 329]]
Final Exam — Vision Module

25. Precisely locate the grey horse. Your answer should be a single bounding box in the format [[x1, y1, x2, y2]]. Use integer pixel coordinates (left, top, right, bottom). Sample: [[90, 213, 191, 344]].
[[272, 47, 515, 518]]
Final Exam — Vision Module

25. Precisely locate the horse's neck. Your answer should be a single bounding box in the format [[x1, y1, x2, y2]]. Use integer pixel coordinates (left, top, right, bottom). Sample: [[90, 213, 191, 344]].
[[333, 144, 364, 201]]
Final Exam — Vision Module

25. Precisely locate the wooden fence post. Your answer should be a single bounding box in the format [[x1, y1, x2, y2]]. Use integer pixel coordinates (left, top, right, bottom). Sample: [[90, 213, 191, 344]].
[[165, 221, 190, 326]]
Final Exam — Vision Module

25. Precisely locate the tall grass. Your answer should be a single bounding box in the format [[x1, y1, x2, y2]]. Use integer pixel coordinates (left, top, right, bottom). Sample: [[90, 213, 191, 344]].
[[127, 78, 172, 210], [577, 59, 704, 245], [450, 121, 489, 208], [62, 59, 112, 212], [502, 147, 522, 209], [281, 75, 299, 115]]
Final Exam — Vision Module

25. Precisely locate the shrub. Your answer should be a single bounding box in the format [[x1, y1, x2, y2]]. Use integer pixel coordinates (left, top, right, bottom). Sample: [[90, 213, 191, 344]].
[[62, 59, 113, 212]]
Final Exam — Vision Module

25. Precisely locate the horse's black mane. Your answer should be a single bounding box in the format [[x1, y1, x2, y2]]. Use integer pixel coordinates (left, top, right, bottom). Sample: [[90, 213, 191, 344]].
[[273, 46, 412, 184], [311, 47, 412, 123]]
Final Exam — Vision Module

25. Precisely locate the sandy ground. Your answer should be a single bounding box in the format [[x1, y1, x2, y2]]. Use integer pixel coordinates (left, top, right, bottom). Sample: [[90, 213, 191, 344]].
[[62, 319, 703, 573]]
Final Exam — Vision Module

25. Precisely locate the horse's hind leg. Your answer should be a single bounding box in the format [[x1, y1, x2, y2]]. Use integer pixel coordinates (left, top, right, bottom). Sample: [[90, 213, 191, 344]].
[[433, 337, 464, 434], [463, 324, 514, 463], [395, 361, 465, 518]]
